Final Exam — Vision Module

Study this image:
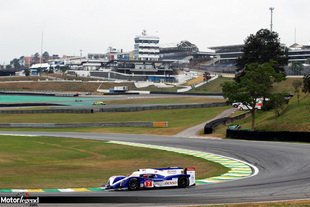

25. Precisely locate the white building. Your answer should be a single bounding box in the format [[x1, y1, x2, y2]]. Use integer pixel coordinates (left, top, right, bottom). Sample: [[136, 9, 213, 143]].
[[134, 30, 160, 61]]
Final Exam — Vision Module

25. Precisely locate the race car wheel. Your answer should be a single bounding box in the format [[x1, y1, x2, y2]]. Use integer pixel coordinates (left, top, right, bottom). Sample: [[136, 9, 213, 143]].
[[178, 177, 189, 188], [128, 178, 140, 190]]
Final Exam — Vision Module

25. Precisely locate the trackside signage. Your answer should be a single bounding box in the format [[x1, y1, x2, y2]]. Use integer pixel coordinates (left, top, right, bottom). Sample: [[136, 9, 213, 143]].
[[1, 194, 39, 206]]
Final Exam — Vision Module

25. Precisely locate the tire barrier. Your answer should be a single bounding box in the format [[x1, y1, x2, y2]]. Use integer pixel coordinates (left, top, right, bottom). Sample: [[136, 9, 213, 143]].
[[226, 129, 310, 142]]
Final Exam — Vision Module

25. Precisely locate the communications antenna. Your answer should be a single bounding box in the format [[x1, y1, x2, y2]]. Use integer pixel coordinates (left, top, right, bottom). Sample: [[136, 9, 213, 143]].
[[269, 7, 274, 32]]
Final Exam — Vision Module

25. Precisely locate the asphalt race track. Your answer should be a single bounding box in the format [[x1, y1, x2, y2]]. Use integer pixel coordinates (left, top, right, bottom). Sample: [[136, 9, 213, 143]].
[[1, 131, 310, 205]]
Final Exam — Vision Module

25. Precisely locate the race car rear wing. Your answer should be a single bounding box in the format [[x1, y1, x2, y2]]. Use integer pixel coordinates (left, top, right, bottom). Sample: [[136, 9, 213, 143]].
[[185, 167, 195, 186]]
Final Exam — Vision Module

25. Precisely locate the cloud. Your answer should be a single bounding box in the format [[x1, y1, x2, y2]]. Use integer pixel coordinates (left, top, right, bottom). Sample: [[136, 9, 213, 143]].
[[0, 0, 309, 63]]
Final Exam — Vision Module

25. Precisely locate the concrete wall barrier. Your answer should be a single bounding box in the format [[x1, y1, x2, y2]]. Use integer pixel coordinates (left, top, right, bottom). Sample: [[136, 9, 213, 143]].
[[226, 129, 310, 142], [204, 112, 250, 134], [0, 121, 168, 128]]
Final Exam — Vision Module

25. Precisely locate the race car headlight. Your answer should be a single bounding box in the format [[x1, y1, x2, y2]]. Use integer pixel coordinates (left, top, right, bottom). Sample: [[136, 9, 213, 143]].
[[108, 177, 116, 186]]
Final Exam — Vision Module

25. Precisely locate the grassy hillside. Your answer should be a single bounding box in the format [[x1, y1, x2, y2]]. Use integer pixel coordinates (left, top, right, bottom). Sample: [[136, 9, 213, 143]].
[[213, 93, 310, 136], [0, 81, 138, 92], [252, 93, 310, 131], [272, 77, 304, 93], [188, 76, 303, 94], [189, 76, 234, 93], [0, 81, 101, 92]]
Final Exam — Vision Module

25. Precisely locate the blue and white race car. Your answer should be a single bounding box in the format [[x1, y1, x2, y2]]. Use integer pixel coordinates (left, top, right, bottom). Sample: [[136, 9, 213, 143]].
[[105, 167, 195, 190]]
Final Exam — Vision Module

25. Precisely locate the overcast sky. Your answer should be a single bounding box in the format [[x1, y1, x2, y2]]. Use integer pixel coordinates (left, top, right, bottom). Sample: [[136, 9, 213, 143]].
[[0, 0, 309, 63]]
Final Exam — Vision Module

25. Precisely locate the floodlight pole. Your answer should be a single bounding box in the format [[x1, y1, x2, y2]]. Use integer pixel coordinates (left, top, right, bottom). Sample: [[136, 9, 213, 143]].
[[269, 7, 274, 32], [40, 32, 43, 65], [294, 27, 297, 43]]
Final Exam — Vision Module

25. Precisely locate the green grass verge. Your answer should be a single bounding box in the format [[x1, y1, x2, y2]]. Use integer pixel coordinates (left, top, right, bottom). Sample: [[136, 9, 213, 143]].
[[0, 135, 228, 188], [0, 107, 229, 135], [189, 77, 234, 93], [137, 85, 180, 92]]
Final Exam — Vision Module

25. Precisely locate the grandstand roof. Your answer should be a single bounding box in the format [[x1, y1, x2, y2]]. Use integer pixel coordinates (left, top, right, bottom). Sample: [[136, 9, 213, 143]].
[[160, 40, 199, 52], [159, 42, 179, 48], [289, 43, 303, 48], [209, 44, 244, 50]]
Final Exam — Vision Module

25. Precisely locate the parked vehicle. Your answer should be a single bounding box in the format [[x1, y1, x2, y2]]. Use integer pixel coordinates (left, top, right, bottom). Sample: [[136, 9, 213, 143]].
[[109, 86, 128, 93], [237, 102, 263, 110], [233, 98, 268, 110], [92, 101, 106, 105], [232, 102, 242, 108]]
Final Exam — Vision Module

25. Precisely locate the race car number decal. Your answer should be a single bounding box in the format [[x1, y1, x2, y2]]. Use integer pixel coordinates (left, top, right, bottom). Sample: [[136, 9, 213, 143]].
[[144, 180, 153, 188]]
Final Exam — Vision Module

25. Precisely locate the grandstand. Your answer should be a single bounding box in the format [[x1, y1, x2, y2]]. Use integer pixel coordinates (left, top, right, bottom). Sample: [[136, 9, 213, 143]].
[[209, 44, 243, 65], [159, 41, 214, 65], [288, 43, 310, 63], [205, 43, 310, 74]]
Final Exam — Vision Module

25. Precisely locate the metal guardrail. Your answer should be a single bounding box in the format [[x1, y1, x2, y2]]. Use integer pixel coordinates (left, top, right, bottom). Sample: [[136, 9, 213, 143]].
[[0, 109, 93, 114], [97, 103, 227, 112], [0, 122, 169, 128], [0, 103, 227, 114]]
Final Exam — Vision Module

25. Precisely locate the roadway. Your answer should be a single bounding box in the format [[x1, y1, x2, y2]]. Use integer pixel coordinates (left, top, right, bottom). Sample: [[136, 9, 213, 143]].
[[1, 131, 310, 205]]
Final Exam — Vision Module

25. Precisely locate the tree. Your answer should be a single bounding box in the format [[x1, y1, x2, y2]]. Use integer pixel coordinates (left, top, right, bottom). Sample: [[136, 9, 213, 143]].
[[60, 65, 70, 76], [289, 62, 304, 75], [19, 56, 25, 67], [223, 62, 282, 130], [292, 80, 303, 104], [203, 72, 211, 81], [236, 29, 288, 79], [303, 74, 310, 94], [48, 68, 54, 73], [32, 52, 40, 64], [5, 65, 12, 69], [10, 58, 21, 69], [24, 69, 30, 76], [42, 51, 50, 63], [268, 93, 288, 117]]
